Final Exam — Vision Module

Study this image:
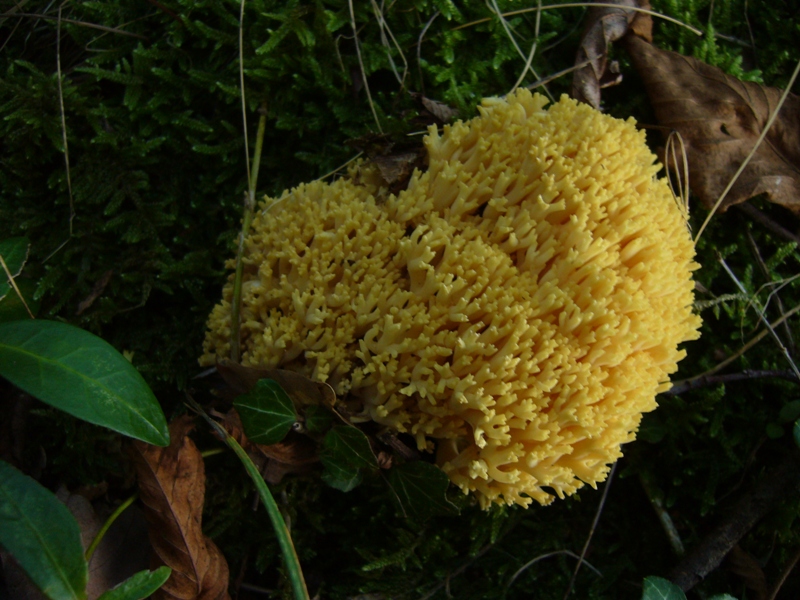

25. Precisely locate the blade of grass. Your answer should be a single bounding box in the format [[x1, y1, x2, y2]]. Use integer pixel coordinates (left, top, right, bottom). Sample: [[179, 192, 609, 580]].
[[185, 395, 310, 600]]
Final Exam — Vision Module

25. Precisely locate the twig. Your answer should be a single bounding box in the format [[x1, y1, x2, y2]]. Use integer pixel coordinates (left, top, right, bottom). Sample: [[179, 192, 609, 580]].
[[695, 55, 800, 244], [562, 462, 616, 598], [0, 12, 147, 39], [719, 257, 800, 381], [665, 369, 799, 396], [676, 298, 800, 385], [734, 203, 800, 247], [669, 449, 800, 591], [767, 544, 800, 600]]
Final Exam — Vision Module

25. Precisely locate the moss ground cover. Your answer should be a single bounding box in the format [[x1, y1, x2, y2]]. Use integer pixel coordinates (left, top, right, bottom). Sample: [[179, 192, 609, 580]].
[[1, 1, 799, 598]]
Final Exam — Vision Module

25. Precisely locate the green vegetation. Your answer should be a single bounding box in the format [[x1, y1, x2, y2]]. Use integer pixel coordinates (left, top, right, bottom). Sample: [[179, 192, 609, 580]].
[[1, 0, 799, 598]]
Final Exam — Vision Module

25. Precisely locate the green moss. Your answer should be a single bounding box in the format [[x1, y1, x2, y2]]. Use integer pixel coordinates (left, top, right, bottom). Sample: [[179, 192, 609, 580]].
[[2, 1, 799, 598]]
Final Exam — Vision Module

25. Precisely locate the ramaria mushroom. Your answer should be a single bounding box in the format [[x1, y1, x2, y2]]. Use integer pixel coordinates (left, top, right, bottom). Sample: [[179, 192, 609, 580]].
[[201, 90, 701, 508]]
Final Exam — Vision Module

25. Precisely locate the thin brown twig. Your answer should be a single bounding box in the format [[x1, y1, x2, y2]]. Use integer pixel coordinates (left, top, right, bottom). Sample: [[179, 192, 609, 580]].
[[562, 462, 617, 599], [675, 299, 800, 385], [767, 544, 800, 600], [0, 12, 147, 39], [665, 369, 799, 396], [734, 203, 800, 247], [669, 450, 800, 591]]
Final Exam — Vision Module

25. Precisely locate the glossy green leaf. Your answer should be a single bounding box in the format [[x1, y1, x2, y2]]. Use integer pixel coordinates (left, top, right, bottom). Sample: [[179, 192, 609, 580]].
[[96, 566, 171, 600], [321, 426, 377, 470], [793, 419, 800, 450], [0, 320, 169, 446], [707, 595, 737, 600], [320, 457, 363, 492], [304, 404, 333, 434], [641, 576, 686, 600], [386, 462, 458, 520], [0, 460, 88, 600], [0, 278, 40, 323], [0, 237, 30, 301], [234, 378, 297, 445]]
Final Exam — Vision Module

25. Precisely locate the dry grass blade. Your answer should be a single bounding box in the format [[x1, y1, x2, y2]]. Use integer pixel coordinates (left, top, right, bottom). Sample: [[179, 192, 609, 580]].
[[453, 3, 702, 36], [562, 463, 616, 599], [130, 416, 231, 600], [57, 4, 74, 237], [349, 0, 382, 133], [1, 11, 147, 39], [0, 254, 34, 318], [369, 0, 407, 87]]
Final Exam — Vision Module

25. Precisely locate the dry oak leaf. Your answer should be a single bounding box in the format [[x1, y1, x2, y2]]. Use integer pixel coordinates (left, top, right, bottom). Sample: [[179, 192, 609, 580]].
[[625, 34, 800, 212], [130, 415, 231, 600], [571, 0, 650, 109]]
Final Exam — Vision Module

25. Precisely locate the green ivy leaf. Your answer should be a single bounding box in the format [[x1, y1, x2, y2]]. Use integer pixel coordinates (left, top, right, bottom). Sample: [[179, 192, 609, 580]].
[[321, 425, 378, 470], [0, 320, 169, 446], [304, 405, 333, 434], [386, 462, 458, 520], [234, 378, 297, 445], [0, 460, 88, 600], [96, 566, 171, 600], [641, 576, 686, 600], [320, 459, 363, 492], [779, 400, 800, 423], [0, 278, 40, 323], [0, 236, 30, 301]]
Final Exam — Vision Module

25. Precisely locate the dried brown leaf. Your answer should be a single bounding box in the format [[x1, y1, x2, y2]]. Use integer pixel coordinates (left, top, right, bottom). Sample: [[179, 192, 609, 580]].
[[726, 545, 768, 600], [219, 409, 317, 484], [418, 95, 458, 123], [130, 416, 231, 600], [625, 34, 800, 212], [572, 0, 648, 108], [216, 359, 336, 408]]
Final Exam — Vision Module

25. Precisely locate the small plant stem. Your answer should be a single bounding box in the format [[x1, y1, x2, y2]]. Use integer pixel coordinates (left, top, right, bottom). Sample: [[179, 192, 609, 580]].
[[85, 493, 138, 564], [230, 108, 268, 363], [562, 462, 616, 599], [185, 395, 310, 600], [639, 473, 685, 556], [719, 257, 800, 381]]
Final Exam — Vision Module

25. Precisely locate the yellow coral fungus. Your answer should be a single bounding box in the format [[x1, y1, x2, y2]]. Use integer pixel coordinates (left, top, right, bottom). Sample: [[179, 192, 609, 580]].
[[201, 90, 701, 508]]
